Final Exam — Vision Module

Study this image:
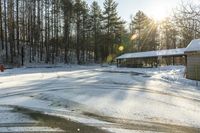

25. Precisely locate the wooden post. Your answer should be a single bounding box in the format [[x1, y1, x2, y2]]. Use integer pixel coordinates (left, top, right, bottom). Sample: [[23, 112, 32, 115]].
[[195, 65, 198, 86], [185, 55, 187, 66]]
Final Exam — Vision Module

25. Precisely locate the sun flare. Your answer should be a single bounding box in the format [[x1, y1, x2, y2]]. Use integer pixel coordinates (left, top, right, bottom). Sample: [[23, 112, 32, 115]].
[[147, 1, 170, 21], [151, 7, 168, 21]]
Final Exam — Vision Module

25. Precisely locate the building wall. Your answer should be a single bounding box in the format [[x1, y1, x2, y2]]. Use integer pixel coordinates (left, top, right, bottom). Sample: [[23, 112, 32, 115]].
[[186, 53, 200, 81], [117, 57, 159, 68], [117, 56, 185, 68]]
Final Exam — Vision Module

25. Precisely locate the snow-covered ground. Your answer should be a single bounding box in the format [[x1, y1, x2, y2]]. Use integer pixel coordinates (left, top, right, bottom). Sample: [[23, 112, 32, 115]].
[[0, 65, 200, 132], [96, 65, 200, 87], [0, 106, 64, 132]]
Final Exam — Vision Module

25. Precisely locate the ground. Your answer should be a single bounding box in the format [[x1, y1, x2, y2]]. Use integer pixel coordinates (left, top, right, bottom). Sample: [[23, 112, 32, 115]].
[[0, 65, 200, 133]]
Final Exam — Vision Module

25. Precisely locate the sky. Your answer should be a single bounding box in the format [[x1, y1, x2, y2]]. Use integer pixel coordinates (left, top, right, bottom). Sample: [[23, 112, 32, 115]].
[[87, 0, 199, 22]]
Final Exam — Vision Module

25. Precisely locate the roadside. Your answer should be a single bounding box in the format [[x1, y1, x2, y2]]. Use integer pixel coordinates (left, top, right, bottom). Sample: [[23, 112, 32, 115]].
[[95, 65, 200, 87], [0, 105, 110, 133], [84, 112, 200, 133], [4, 103, 200, 133], [0, 105, 64, 133], [1, 65, 200, 132], [14, 106, 110, 133]]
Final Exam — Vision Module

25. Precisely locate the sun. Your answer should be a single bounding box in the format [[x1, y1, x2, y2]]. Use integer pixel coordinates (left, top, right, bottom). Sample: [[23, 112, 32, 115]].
[[146, 1, 171, 21], [151, 6, 168, 21]]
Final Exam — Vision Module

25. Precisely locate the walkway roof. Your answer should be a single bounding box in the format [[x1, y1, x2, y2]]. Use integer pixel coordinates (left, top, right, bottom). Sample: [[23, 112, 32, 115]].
[[185, 39, 200, 53], [117, 48, 186, 59]]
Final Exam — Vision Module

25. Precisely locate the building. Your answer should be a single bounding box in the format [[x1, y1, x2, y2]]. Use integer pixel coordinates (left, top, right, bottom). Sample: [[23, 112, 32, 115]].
[[116, 48, 186, 68], [116, 39, 200, 81], [185, 39, 200, 81]]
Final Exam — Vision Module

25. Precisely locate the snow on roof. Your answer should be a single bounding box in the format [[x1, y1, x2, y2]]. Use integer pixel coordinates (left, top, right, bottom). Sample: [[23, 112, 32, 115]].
[[185, 39, 200, 52], [116, 48, 186, 59]]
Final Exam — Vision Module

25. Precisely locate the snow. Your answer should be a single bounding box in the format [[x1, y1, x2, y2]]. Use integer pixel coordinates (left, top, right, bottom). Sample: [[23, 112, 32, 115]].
[[103, 128, 163, 133], [116, 48, 185, 59], [0, 127, 63, 132], [0, 106, 36, 124], [0, 106, 13, 111], [0, 105, 64, 133], [185, 39, 200, 52], [0, 65, 200, 132], [96, 65, 200, 87], [0, 112, 36, 124]]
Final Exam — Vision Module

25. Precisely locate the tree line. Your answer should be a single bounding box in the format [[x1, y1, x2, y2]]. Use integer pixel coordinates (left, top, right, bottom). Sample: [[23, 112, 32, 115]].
[[0, 0, 199, 66], [0, 0, 124, 65], [126, 1, 200, 54]]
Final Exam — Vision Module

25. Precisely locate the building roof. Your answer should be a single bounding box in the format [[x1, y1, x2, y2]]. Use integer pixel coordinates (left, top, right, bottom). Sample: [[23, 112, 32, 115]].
[[116, 48, 186, 59], [185, 39, 200, 53]]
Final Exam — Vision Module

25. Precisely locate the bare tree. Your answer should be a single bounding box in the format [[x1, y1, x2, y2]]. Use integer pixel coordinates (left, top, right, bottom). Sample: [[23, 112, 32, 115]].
[[174, 2, 200, 47]]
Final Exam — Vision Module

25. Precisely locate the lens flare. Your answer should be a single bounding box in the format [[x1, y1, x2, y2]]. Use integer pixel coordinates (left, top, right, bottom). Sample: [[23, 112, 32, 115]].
[[118, 46, 124, 51], [131, 34, 138, 40]]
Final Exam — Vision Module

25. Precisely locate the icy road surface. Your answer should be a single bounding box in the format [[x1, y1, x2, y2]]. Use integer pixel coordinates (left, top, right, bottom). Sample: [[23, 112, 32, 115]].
[[0, 65, 200, 133], [0, 106, 64, 133]]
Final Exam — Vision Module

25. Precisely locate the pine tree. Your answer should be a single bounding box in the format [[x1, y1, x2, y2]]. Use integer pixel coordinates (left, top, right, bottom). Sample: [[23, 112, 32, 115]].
[[44, 0, 50, 63], [61, 0, 73, 63], [130, 11, 148, 51], [102, 0, 123, 62], [16, 0, 19, 55], [130, 11, 157, 52], [8, 0, 15, 63], [3, 0, 8, 61], [74, 0, 84, 64], [0, 0, 4, 50], [80, 1, 91, 63], [90, 1, 102, 63]]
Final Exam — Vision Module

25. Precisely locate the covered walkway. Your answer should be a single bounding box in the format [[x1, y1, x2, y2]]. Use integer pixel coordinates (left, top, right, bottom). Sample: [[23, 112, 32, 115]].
[[116, 48, 186, 67]]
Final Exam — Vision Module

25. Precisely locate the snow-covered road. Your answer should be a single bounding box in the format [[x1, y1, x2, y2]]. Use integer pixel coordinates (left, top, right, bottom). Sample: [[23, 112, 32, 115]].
[[0, 65, 200, 133], [0, 105, 64, 133]]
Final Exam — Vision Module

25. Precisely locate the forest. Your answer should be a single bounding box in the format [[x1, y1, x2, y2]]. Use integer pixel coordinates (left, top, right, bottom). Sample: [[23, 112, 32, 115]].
[[0, 0, 199, 66]]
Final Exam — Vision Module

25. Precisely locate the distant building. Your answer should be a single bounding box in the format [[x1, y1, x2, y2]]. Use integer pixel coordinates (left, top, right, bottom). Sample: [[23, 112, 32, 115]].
[[116, 39, 200, 81], [185, 39, 200, 81], [116, 48, 186, 68]]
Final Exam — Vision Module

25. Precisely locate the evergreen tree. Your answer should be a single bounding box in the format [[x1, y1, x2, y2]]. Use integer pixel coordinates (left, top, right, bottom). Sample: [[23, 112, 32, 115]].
[[90, 1, 102, 63], [102, 0, 123, 62], [8, 0, 15, 63], [74, 0, 84, 64], [130, 11, 158, 52], [3, 0, 8, 61], [0, 0, 4, 50], [130, 11, 148, 51], [80, 1, 90, 63], [61, 0, 73, 63], [160, 18, 178, 49]]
